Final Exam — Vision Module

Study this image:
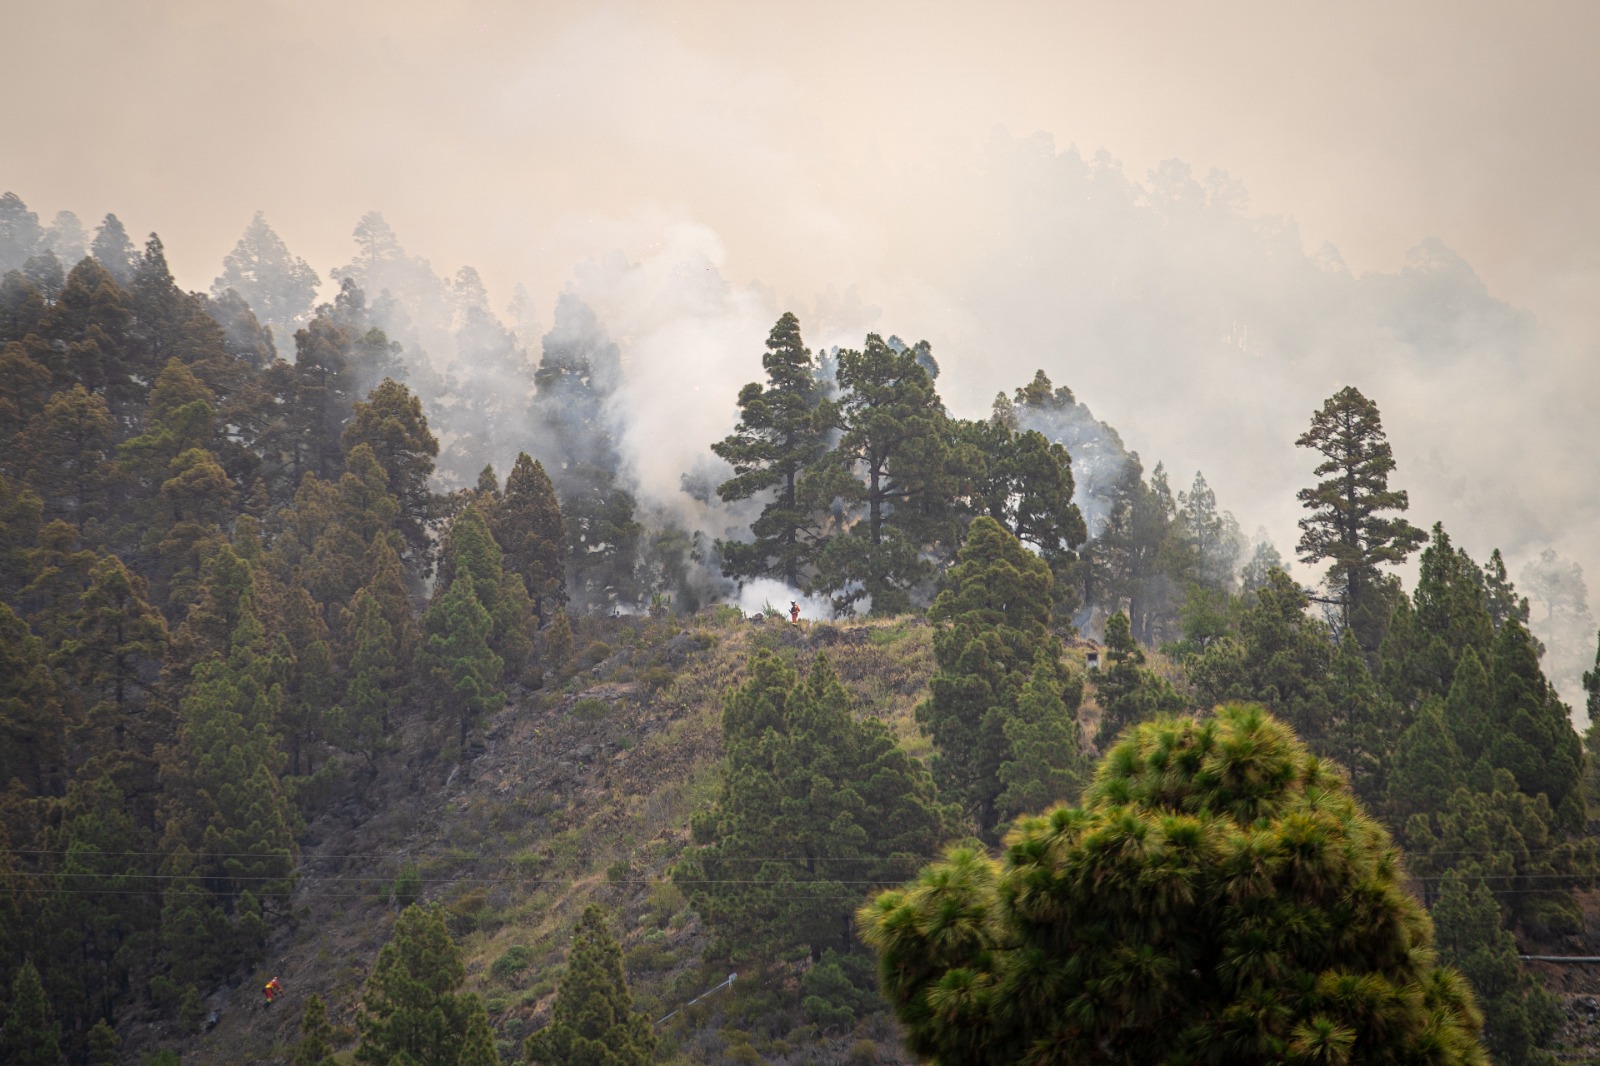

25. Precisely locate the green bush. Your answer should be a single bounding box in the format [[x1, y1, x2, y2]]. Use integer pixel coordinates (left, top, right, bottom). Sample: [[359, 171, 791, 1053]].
[[573, 697, 610, 722], [392, 863, 422, 906], [491, 944, 534, 982]]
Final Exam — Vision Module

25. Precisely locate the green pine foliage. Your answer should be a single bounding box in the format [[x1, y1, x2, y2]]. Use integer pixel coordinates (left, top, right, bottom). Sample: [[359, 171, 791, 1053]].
[[0, 960, 66, 1066], [293, 993, 338, 1066], [492, 452, 567, 624], [524, 904, 653, 1066], [809, 334, 954, 615], [681, 650, 950, 963], [917, 516, 1084, 832], [712, 312, 831, 587], [1430, 872, 1560, 1066], [860, 703, 1490, 1065], [1092, 609, 1183, 750], [1295, 386, 1425, 651], [421, 567, 504, 749], [355, 903, 499, 1065]]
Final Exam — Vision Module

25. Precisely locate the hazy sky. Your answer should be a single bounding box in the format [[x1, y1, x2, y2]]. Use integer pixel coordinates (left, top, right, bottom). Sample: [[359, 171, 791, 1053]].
[[5, 0, 1598, 685]]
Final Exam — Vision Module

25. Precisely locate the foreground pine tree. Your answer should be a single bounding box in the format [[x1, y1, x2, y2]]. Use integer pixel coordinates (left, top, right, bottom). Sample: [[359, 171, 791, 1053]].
[[524, 904, 654, 1066], [860, 703, 1489, 1065]]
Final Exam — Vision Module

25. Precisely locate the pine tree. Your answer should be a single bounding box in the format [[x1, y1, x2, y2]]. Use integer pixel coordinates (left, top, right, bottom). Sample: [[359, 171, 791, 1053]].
[[1385, 699, 1467, 827], [860, 704, 1490, 1065], [1405, 770, 1594, 934], [331, 589, 400, 767], [355, 903, 489, 1065], [810, 334, 953, 614], [436, 503, 534, 681], [995, 649, 1091, 822], [531, 294, 639, 610], [524, 905, 654, 1066], [1093, 609, 1184, 750], [1189, 568, 1334, 752], [342, 377, 439, 572], [158, 604, 299, 977], [26, 384, 116, 532], [0, 190, 44, 272], [1411, 524, 1495, 697], [1295, 386, 1425, 651], [90, 214, 139, 285], [421, 567, 504, 749], [1324, 627, 1396, 806], [916, 516, 1065, 831], [0, 601, 67, 797], [682, 651, 950, 962], [492, 452, 566, 624], [85, 1019, 119, 1065], [0, 960, 66, 1066], [1430, 872, 1560, 1066], [1484, 618, 1584, 832], [712, 312, 830, 586], [293, 993, 338, 1066], [212, 212, 322, 346]]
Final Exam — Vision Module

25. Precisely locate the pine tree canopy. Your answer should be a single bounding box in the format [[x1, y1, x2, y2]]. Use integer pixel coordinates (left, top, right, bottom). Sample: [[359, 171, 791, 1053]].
[[524, 904, 653, 1066], [861, 703, 1490, 1066], [1295, 386, 1424, 650]]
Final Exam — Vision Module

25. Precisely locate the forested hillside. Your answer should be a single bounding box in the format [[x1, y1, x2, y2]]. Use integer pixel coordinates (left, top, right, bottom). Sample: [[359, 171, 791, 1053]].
[[2, 194, 1599, 1065]]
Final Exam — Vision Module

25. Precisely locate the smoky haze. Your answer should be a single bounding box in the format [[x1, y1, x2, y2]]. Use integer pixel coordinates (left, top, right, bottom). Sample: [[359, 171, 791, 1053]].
[[4, 1, 1597, 699]]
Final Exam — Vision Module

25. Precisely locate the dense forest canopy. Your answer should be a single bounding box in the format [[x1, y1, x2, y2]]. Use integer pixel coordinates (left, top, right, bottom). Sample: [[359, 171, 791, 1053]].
[[0, 191, 1597, 1065]]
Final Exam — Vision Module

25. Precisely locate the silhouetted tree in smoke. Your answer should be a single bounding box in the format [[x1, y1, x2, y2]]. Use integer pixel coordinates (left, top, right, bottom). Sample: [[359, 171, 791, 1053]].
[[713, 311, 831, 587], [211, 211, 321, 348], [531, 294, 640, 610], [1296, 385, 1424, 652], [807, 334, 954, 615]]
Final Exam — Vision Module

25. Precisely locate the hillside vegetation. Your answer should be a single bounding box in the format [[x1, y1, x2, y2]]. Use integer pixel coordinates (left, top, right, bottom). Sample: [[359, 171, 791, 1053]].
[[1, 196, 1598, 1065]]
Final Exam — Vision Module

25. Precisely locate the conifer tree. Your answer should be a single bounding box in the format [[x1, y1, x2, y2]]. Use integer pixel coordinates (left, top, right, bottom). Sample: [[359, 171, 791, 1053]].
[[212, 212, 322, 345], [543, 607, 574, 678], [1484, 618, 1584, 832], [860, 704, 1490, 1066], [42, 773, 159, 1041], [712, 312, 830, 587], [1430, 872, 1560, 1066], [916, 516, 1072, 831], [1324, 627, 1395, 805], [421, 567, 504, 749], [85, 1019, 119, 1066], [0, 190, 44, 272], [493, 452, 567, 623], [342, 377, 439, 571], [995, 650, 1091, 822], [1189, 568, 1334, 751], [90, 214, 139, 285], [331, 589, 401, 767], [436, 503, 534, 681], [1405, 771, 1593, 934], [293, 993, 338, 1066], [26, 384, 116, 532], [1296, 386, 1425, 651], [532, 294, 639, 610], [158, 604, 299, 975], [810, 334, 953, 614], [1092, 609, 1184, 749], [355, 903, 493, 1065], [524, 905, 654, 1066], [682, 651, 950, 962], [0, 960, 65, 1066], [1386, 699, 1467, 827], [0, 601, 67, 797]]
